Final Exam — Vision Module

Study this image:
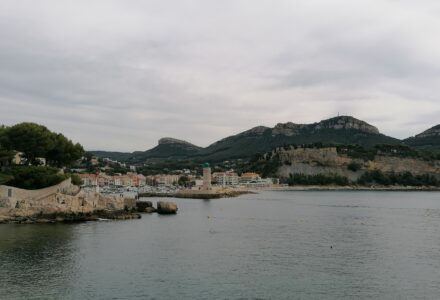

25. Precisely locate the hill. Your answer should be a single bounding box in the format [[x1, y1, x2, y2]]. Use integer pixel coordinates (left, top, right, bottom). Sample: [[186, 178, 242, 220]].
[[130, 138, 202, 162], [404, 125, 440, 152], [193, 116, 401, 161], [90, 151, 134, 162], [93, 116, 402, 164]]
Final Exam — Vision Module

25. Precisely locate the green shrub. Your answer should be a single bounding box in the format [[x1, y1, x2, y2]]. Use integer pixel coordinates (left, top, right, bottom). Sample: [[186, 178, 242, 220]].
[[70, 173, 83, 186], [347, 161, 362, 172], [4, 166, 68, 189], [0, 173, 14, 185]]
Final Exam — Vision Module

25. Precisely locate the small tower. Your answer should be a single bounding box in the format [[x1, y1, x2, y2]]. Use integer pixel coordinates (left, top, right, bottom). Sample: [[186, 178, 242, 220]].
[[202, 163, 212, 190]]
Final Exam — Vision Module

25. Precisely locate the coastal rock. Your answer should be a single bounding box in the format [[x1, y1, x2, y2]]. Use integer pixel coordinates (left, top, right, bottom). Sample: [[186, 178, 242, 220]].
[[144, 207, 156, 214], [136, 201, 153, 212], [157, 201, 178, 214]]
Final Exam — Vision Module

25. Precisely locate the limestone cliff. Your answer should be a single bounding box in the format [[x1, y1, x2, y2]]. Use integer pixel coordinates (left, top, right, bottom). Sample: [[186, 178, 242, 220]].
[[275, 146, 440, 181]]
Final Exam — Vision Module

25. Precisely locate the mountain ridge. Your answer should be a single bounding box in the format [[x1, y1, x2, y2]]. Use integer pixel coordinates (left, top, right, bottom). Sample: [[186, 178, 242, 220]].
[[93, 116, 434, 163], [404, 124, 440, 152]]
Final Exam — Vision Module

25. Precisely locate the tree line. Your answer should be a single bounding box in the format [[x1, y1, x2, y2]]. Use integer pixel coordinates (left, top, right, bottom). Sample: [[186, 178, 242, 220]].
[[286, 170, 440, 187]]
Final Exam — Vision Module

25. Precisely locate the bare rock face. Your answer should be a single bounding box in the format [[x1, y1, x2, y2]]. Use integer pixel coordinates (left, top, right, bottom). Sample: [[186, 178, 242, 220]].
[[269, 116, 379, 137], [313, 116, 379, 134], [240, 126, 270, 136], [272, 122, 306, 136], [157, 201, 178, 214], [415, 125, 440, 138]]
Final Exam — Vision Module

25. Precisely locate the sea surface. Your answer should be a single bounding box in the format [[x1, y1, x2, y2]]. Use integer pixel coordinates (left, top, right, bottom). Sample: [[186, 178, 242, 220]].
[[1, 191, 440, 299]]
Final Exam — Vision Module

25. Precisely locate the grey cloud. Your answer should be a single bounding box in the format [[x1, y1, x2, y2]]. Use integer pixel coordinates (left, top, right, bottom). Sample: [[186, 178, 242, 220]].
[[0, 0, 439, 151]]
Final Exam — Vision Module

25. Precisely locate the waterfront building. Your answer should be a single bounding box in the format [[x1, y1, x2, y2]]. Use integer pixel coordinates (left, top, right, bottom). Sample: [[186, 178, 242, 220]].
[[145, 174, 181, 186], [212, 171, 239, 186], [79, 173, 147, 188], [239, 172, 261, 184], [79, 174, 98, 186]]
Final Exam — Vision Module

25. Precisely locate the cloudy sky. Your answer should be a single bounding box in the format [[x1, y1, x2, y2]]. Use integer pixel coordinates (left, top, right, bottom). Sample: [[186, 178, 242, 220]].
[[1, 0, 439, 151]]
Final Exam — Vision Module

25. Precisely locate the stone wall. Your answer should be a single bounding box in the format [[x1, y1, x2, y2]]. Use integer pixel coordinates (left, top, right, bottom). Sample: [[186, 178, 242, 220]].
[[0, 178, 76, 209]]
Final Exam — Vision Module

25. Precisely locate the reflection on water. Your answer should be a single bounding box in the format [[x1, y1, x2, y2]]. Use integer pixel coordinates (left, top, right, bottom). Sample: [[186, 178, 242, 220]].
[[0, 225, 77, 299], [1, 191, 440, 299]]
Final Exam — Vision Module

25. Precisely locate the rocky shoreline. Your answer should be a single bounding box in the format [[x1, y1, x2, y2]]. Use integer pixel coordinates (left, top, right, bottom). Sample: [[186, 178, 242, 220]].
[[0, 210, 142, 224], [0, 200, 178, 224]]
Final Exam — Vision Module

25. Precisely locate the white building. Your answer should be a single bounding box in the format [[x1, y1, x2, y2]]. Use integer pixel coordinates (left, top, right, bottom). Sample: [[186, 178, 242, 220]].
[[213, 171, 239, 186]]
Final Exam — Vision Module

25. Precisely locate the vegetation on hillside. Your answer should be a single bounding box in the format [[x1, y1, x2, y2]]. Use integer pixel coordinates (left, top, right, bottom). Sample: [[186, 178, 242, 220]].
[[357, 170, 439, 187], [283, 170, 439, 187], [286, 173, 349, 186], [0, 123, 85, 189], [2, 166, 68, 190], [93, 116, 402, 164], [0, 123, 84, 166]]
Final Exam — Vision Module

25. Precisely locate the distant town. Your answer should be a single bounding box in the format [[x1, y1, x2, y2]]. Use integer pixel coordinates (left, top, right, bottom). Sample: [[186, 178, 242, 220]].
[[75, 155, 279, 196]]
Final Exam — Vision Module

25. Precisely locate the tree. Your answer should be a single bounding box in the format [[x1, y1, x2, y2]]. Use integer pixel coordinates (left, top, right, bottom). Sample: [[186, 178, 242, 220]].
[[0, 126, 14, 167], [178, 175, 190, 186], [46, 134, 84, 167], [2, 123, 84, 166], [2, 123, 53, 164]]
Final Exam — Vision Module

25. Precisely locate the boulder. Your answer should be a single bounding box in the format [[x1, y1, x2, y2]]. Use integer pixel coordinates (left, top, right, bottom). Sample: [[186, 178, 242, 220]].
[[157, 201, 178, 215], [136, 201, 153, 212], [145, 207, 156, 214]]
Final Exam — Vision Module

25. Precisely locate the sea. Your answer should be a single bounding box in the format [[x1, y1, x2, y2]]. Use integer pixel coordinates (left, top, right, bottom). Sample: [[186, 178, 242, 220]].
[[1, 191, 440, 299]]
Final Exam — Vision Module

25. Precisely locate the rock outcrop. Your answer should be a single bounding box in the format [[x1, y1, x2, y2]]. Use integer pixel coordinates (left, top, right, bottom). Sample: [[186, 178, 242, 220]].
[[157, 201, 178, 214], [311, 116, 380, 134], [0, 179, 140, 223], [136, 200, 156, 213]]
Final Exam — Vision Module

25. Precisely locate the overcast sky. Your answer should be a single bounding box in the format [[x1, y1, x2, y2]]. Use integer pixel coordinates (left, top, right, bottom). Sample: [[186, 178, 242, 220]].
[[1, 0, 439, 151]]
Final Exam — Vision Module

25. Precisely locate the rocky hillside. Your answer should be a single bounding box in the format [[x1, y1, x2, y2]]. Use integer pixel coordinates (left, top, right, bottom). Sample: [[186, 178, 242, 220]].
[[274, 146, 440, 182], [93, 116, 403, 163], [193, 116, 400, 161], [404, 125, 440, 152], [130, 137, 202, 161]]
